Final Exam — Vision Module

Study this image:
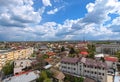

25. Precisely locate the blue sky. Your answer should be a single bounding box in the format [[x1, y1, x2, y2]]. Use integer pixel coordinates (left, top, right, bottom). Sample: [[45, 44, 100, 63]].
[[0, 0, 120, 41]]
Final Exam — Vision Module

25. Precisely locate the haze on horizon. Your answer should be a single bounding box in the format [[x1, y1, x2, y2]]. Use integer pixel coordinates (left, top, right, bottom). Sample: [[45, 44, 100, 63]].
[[0, 0, 120, 41]]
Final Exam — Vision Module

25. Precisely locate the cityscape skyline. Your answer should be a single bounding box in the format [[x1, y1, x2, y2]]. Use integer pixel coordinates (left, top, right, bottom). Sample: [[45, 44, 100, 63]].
[[0, 0, 120, 41]]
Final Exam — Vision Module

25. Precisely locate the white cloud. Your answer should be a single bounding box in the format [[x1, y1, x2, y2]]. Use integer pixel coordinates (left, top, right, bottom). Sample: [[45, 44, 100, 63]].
[[47, 6, 64, 14], [47, 8, 58, 14], [1, 0, 120, 41], [0, 0, 43, 28], [86, 3, 95, 12], [42, 0, 52, 6]]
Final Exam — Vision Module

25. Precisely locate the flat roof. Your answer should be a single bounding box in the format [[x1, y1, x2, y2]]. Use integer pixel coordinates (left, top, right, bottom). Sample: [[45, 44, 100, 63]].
[[3, 70, 40, 82], [44, 64, 52, 69]]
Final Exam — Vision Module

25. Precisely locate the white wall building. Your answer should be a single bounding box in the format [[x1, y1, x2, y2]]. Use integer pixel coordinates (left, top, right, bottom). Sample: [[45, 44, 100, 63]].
[[14, 59, 32, 75], [60, 57, 108, 82], [96, 44, 120, 55]]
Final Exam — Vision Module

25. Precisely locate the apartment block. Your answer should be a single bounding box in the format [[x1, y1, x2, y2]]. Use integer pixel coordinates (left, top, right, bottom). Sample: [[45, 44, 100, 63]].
[[60, 57, 108, 82], [0, 47, 33, 70], [96, 44, 120, 55]]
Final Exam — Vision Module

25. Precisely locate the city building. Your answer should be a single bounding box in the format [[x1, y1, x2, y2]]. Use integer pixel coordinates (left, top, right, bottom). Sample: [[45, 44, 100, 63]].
[[96, 44, 120, 55], [14, 59, 32, 75], [60, 57, 108, 82], [0, 47, 33, 70]]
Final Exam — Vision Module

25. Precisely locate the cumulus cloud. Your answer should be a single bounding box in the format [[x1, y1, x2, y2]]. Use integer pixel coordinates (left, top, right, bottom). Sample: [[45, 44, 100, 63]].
[[1, 0, 120, 41], [42, 0, 52, 6], [0, 0, 43, 28]]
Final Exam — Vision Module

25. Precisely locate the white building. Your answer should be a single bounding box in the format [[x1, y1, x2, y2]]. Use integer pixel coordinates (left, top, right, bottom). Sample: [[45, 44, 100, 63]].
[[60, 57, 108, 82], [96, 44, 120, 55], [14, 59, 32, 75]]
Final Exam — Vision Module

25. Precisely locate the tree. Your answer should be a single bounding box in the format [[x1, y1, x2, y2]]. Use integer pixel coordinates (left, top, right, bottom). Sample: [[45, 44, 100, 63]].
[[36, 71, 47, 82], [69, 47, 75, 54], [2, 61, 14, 76], [43, 78, 52, 82], [61, 46, 65, 52], [36, 70, 52, 82], [87, 44, 95, 59], [100, 57, 105, 62], [65, 74, 84, 82], [115, 50, 120, 62]]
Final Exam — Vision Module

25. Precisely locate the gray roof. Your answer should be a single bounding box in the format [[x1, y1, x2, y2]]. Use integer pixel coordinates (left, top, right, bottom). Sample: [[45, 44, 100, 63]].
[[61, 57, 80, 63], [81, 57, 108, 69]]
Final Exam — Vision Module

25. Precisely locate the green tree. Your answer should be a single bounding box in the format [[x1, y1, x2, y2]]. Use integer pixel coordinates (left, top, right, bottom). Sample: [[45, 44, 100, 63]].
[[45, 70, 53, 78], [36, 70, 52, 82], [87, 44, 95, 59], [61, 46, 65, 52], [2, 61, 14, 75], [115, 50, 120, 62], [43, 78, 52, 82], [69, 47, 75, 54]]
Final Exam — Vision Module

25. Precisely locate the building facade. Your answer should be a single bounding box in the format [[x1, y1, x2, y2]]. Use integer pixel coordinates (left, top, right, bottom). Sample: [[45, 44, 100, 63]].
[[60, 57, 107, 82], [0, 47, 33, 70], [96, 44, 120, 55], [14, 59, 32, 75]]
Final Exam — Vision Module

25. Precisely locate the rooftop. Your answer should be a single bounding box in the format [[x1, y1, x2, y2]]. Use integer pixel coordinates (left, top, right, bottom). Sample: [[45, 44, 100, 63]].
[[61, 57, 80, 64], [104, 56, 118, 62], [3, 70, 40, 82]]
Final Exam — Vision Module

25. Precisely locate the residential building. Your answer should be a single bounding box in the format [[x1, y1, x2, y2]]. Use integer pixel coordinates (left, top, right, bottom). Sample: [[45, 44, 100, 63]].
[[96, 44, 120, 55], [0, 47, 33, 70], [50, 68, 65, 82], [60, 57, 108, 82], [14, 59, 32, 75]]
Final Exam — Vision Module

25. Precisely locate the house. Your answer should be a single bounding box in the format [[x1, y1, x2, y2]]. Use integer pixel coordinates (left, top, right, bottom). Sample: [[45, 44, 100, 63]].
[[104, 56, 118, 74], [60, 57, 107, 82], [79, 51, 89, 57], [14, 59, 32, 75], [50, 68, 65, 82]]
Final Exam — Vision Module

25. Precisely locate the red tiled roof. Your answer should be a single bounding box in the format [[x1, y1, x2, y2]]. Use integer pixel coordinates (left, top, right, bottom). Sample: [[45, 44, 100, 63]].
[[46, 52, 56, 56], [104, 56, 118, 62], [80, 51, 88, 55]]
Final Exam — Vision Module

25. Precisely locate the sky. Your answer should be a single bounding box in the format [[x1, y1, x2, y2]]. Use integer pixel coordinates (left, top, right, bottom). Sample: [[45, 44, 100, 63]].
[[0, 0, 120, 41]]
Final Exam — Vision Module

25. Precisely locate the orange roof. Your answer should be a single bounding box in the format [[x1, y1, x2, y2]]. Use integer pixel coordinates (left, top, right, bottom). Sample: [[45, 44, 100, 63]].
[[80, 51, 88, 55], [104, 56, 118, 62], [46, 52, 56, 56], [44, 58, 53, 62]]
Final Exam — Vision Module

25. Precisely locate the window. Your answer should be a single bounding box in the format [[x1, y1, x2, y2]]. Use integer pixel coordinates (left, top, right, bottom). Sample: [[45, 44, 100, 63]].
[[99, 73, 101, 75], [95, 72, 96, 74], [74, 68, 76, 70], [91, 71, 93, 74], [87, 71, 89, 73], [102, 73, 104, 76]]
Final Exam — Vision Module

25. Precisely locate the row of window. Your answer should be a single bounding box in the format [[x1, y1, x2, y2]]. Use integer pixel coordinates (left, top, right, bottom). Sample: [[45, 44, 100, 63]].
[[84, 65, 105, 70], [62, 66, 76, 70], [84, 70, 104, 75], [61, 62, 77, 65]]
